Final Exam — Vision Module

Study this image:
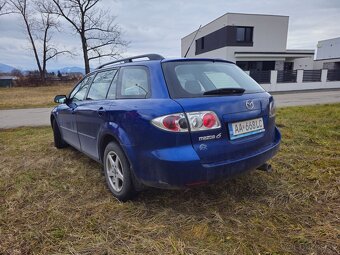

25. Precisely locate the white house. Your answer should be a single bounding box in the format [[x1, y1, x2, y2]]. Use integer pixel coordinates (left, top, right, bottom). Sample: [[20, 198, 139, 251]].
[[315, 37, 340, 70], [181, 13, 314, 71]]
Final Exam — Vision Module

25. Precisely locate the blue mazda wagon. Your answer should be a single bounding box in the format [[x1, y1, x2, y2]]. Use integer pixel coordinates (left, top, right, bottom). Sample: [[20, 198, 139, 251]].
[[51, 54, 281, 201]]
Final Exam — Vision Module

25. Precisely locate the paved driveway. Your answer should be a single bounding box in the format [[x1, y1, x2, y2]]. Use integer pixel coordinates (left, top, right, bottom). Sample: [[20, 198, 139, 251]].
[[0, 107, 52, 129], [0, 90, 340, 129], [273, 90, 340, 107]]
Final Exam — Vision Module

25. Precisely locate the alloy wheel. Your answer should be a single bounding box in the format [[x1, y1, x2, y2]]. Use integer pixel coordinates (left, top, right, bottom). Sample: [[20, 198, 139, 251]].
[[106, 151, 124, 192]]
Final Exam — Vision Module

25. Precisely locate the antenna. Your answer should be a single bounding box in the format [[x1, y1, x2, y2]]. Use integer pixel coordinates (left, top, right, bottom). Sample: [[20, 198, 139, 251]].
[[184, 25, 202, 58]]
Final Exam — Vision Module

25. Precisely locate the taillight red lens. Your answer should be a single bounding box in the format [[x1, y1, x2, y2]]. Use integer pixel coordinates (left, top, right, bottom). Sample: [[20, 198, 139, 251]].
[[162, 116, 180, 131], [203, 113, 217, 128]]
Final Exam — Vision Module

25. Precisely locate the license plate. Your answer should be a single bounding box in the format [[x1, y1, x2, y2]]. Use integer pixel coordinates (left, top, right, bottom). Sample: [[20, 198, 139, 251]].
[[228, 118, 265, 140]]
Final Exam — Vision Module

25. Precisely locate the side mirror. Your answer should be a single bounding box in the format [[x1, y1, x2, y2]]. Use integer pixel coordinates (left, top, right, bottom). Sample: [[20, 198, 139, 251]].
[[54, 95, 67, 104]]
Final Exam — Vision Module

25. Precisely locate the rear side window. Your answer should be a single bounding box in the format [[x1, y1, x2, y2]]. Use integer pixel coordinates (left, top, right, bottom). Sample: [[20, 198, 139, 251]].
[[87, 70, 117, 100], [162, 61, 264, 98], [118, 66, 150, 98]]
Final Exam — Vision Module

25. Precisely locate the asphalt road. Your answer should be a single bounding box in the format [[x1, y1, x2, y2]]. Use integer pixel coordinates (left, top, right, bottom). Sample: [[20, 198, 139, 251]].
[[273, 90, 340, 107], [0, 90, 339, 129], [0, 107, 52, 129]]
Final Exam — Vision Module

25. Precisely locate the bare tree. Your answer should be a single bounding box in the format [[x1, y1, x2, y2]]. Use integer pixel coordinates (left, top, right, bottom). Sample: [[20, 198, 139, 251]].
[[45, 0, 128, 74], [0, 0, 6, 14], [38, 11, 72, 79], [8, 0, 71, 82], [0, 0, 12, 15]]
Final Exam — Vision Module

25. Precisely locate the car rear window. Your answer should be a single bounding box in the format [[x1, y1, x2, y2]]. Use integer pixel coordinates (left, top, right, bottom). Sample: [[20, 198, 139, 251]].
[[162, 61, 264, 98]]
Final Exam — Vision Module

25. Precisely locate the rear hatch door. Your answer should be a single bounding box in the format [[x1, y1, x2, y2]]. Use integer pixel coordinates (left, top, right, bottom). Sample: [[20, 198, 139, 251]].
[[174, 93, 275, 164]]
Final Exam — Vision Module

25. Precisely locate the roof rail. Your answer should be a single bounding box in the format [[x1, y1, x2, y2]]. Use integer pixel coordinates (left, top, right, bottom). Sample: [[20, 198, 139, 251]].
[[96, 54, 165, 69]]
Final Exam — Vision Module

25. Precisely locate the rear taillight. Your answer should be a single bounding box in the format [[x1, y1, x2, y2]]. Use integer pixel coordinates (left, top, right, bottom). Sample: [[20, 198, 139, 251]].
[[151, 111, 221, 132], [186, 111, 220, 131], [151, 113, 188, 132]]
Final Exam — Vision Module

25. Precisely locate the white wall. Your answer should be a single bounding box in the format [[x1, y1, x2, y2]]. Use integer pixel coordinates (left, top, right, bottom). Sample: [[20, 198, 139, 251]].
[[181, 13, 289, 59], [314, 58, 340, 70], [293, 57, 314, 70], [316, 37, 340, 60], [226, 13, 288, 52], [181, 14, 227, 58]]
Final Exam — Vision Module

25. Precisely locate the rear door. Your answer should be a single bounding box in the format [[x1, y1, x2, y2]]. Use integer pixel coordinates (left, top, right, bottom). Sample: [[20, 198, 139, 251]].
[[75, 69, 118, 159]]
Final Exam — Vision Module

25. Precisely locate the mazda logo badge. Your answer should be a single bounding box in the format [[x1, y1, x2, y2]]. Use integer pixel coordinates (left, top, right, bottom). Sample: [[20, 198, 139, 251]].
[[245, 100, 254, 110]]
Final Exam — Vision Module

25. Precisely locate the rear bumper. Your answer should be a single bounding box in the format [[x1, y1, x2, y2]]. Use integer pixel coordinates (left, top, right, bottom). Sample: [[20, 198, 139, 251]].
[[133, 127, 281, 189]]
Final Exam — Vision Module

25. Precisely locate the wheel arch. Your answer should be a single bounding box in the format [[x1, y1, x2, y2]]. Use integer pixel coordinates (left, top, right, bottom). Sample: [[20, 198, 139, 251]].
[[50, 114, 56, 126], [98, 131, 144, 190], [98, 133, 121, 164]]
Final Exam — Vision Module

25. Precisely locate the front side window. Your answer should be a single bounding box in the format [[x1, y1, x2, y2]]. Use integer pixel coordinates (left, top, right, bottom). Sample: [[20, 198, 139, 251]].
[[87, 70, 117, 100], [70, 74, 94, 101], [236, 27, 253, 42], [118, 66, 150, 98], [162, 61, 264, 98]]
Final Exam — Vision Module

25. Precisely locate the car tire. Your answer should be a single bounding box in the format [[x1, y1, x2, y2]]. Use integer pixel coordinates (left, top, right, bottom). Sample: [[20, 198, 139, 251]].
[[103, 142, 136, 201], [52, 119, 68, 149]]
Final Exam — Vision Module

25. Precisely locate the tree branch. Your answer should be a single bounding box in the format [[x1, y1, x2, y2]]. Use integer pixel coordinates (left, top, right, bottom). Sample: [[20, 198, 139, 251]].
[[46, 49, 73, 61], [46, 0, 128, 74]]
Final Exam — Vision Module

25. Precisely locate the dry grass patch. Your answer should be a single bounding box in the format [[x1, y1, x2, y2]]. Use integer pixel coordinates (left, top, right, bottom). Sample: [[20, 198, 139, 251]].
[[0, 104, 339, 254], [0, 83, 73, 109]]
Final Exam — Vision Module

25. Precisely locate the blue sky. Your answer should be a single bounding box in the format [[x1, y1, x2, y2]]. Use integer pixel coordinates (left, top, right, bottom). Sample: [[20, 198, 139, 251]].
[[0, 0, 339, 70]]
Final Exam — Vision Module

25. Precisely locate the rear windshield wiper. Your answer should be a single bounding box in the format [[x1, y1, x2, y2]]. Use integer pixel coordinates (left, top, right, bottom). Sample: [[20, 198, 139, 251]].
[[203, 88, 245, 96]]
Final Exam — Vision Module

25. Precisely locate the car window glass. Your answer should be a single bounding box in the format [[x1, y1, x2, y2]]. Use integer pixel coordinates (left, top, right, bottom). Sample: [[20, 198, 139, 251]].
[[71, 75, 94, 101], [162, 61, 264, 98], [87, 70, 117, 100], [204, 71, 240, 88], [120, 67, 149, 98], [107, 72, 119, 99]]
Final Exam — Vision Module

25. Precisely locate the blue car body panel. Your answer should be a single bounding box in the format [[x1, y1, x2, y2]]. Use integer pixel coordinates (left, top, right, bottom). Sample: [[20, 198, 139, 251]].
[[51, 58, 281, 189]]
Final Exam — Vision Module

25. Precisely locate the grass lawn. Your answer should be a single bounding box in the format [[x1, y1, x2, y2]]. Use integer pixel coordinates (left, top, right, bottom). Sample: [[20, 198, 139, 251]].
[[0, 84, 73, 110], [0, 104, 339, 254]]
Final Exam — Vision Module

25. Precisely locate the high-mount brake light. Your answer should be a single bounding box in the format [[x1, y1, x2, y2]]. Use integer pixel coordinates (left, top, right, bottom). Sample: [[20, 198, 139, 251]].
[[151, 111, 221, 132]]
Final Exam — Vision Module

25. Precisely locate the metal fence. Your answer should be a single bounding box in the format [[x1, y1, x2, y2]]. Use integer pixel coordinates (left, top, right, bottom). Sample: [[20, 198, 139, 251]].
[[303, 70, 322, 82], [277, 70, 297, 83], [327, 69, 340, 81], [249, 70, 271, 84]]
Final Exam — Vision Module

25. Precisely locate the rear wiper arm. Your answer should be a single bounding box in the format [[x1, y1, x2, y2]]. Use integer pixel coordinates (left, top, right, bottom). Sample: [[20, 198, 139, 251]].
[[203, 88, 245, 95]]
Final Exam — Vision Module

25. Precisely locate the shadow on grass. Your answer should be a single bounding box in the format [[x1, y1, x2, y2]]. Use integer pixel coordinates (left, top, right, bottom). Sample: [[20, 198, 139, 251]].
[[62, 144, 271, 212]]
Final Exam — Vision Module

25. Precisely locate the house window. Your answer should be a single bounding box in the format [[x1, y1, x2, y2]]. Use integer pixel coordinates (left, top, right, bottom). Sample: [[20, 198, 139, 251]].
[[236, 27, 253, 43], [195, 37, 205, 54], [201, 37, 204, 49]]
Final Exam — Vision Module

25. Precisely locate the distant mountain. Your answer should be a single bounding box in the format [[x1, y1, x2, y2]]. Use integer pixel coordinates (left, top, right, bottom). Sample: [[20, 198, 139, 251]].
[[0, 64, 86, 74], [0, 63, 16, 73], [52, 66, 85, 74]]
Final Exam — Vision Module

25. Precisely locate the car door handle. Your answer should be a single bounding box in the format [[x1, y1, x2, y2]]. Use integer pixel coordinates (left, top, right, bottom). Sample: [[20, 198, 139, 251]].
[[97, 107, 105, 116]]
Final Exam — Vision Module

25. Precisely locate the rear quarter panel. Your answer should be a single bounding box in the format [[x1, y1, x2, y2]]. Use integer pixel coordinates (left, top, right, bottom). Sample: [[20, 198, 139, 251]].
[[100, 99, 194, 181]]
